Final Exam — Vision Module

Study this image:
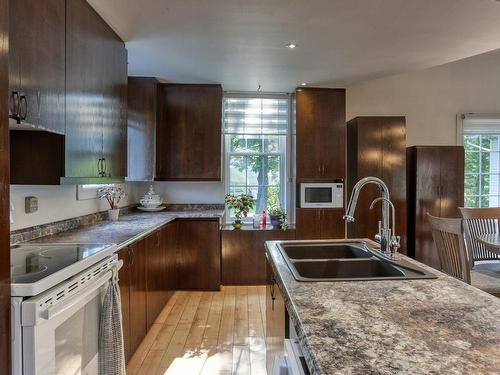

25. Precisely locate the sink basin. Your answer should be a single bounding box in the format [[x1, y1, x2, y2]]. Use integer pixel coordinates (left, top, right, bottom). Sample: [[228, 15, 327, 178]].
[[275, 240, 437, 282], [280, 243, 372, 260], [293, 259, 405, 279]]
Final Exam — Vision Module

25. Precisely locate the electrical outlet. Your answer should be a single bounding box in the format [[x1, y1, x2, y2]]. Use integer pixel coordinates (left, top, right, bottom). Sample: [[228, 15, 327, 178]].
[[25, 196, 38, 214]]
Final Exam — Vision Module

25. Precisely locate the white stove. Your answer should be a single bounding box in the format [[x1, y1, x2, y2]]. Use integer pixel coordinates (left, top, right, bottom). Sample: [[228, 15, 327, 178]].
[[10, 243, 121, 375]]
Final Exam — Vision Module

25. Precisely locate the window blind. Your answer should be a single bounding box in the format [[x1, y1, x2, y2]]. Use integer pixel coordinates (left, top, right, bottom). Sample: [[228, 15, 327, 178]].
[[223, 94, 289, 135], [462, 114, 500, 135]]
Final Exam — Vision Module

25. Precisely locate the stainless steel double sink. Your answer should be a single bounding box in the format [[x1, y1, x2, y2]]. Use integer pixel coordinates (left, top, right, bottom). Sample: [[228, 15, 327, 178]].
[[277, 240, 437, 282]]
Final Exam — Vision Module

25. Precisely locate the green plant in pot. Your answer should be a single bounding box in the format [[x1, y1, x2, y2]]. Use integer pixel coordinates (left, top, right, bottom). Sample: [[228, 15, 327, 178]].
[[268, 206, 289, 230], [225, 193, 254, 229]]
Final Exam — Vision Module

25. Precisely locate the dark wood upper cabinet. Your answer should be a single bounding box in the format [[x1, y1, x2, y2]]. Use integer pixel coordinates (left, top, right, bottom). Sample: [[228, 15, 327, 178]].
[[65, 0, 127, 181], [176, 219, 221, 290], [407, 146, 464, 269], [346, 117, 407, 252], [295, 208, 345, 240], [0, 1, 10, 372], [9, 0, 65, 134], [156, 84, 222, 181], [127, 77, 158, 181], [296, 88, 345, 180]]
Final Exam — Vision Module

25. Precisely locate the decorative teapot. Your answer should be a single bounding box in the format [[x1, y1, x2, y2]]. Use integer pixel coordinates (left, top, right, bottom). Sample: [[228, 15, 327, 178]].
[[140, 185, 162, 208]]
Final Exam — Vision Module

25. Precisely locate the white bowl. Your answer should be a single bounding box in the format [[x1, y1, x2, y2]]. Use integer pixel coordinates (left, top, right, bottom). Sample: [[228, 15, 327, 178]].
[[140, 201, 162, 208]]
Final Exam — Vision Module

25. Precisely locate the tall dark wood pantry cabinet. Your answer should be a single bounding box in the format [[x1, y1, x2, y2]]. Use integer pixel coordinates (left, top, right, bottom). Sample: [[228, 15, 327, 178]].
[[407, 146, 465, 269], [295, 88, 346, 239], [346, 116, 407, 251]]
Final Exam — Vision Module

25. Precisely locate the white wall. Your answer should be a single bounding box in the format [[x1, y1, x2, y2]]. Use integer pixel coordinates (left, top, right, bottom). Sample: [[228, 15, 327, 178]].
[[346, 48, 500, 146], [10, 183, 143, 231], [136, 181, 225, 204]]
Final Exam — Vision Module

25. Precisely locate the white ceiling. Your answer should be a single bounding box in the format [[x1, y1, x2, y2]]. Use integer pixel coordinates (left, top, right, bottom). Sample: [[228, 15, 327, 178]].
[[88, 0, 500, 92]]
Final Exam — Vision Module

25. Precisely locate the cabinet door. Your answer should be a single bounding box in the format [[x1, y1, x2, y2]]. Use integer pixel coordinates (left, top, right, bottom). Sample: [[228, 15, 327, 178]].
[[296, 88, 345, 179], [102, 37, 127, 178], [145, 231, 162, 329], [162, 222, 178, 302], [295, 208, 321, 240], [65, 0, 104, 177], [413, 147, 442, 268], [296, 89, 322, 179], [9, 0, 65, 133], [320, 209, 345, 239], [117, 248, 131, 363], [127, 77, 157, 181], [317, 89, 345, 179], [156, 84, 222, 181], [440, 147, 464, 218], [265, 258, 285, 374], [129, 239, 147, 355], [176, 220, 221, 290]]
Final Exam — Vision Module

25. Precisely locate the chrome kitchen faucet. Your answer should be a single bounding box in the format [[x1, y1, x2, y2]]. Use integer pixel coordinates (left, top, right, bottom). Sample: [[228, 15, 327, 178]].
[[343, 177, 400, 259]]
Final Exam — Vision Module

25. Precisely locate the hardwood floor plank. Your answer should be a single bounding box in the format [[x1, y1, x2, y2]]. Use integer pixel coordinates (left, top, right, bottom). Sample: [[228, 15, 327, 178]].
[[202, 290, 224, 346], [164, 292, 190, 326], [249, 336, 266, 375], [137, 349, 164, 375], [127, 323, 163, 375], [155, 293, 179, 324], [156, 323, 192, 374], [151, 324, 176, 351], [179, 292, 202, 324]]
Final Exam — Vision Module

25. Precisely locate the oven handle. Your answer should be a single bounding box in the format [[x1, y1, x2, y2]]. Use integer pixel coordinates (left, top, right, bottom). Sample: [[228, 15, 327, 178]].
[[42, 262, 121, 321]]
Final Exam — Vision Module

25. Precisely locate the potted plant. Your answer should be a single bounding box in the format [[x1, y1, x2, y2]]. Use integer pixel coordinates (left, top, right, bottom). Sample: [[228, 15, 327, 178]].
[[268, 206, 289, 230], [97, 185, 126, 221], [225, 193, 254, 229]]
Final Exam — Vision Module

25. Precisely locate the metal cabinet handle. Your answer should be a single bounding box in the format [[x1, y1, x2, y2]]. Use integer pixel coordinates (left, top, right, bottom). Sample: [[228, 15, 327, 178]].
[[129, 247, 134, 267], [19, 94, 28, 121], [102, 158, 107, 176], [97, 158, 102, 176], [37, 89, 41, 118]]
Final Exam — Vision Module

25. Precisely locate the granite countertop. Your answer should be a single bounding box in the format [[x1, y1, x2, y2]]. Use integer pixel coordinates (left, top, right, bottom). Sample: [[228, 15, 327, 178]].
[[28, 209, 224, 249], [265, 240, 500, 375]]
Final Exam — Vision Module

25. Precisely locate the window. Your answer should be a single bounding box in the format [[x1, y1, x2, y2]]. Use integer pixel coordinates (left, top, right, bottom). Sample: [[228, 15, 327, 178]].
[[223, 93, 291, 218], [462, 114, 500, 207]]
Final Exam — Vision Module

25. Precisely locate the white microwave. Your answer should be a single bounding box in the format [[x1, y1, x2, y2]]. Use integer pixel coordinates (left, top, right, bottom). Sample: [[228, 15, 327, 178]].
[[299, 182, 343, 208]]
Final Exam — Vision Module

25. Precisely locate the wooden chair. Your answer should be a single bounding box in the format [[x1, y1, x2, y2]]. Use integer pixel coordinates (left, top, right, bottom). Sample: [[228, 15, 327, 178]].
[[458, 207, 500, 269], [427, 213, 500, 296]]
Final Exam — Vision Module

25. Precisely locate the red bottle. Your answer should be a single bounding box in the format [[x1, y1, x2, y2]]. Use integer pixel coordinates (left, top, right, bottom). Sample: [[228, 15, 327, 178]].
[[261, 210, 267, 227]]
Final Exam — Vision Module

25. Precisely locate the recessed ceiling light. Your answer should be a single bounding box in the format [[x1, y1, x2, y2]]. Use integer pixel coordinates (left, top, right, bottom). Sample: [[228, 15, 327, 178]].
[[301, 82, 307, 86], [285, 43, 297, 49]]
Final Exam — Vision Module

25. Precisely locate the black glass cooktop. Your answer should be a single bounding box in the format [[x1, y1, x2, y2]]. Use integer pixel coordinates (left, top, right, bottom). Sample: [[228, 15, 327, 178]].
[[11, 243, 113, 284]]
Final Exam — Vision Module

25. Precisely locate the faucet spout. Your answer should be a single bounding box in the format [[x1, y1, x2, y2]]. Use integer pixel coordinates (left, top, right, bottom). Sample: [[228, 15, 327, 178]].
[[343, 177, 393, 255]]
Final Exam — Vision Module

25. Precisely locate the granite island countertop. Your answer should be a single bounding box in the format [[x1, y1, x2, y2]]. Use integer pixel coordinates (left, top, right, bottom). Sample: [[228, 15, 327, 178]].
[[26, 209, 224, 248], [265, 239, 500, 375]]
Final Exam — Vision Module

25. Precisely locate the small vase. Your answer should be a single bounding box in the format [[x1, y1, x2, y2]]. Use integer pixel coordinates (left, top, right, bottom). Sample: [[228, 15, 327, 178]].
[[108, 208, 120, 221], [270, 215, 281, 229], [232, 219, 242, 229]]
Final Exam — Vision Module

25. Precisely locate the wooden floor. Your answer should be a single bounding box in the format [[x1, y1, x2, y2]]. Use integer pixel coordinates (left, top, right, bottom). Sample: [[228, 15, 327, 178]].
[[127, 285, 267, 375]]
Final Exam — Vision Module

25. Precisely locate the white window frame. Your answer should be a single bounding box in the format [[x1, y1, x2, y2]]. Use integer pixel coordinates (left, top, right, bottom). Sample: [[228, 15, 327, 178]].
[[459, 113, 500, 208], [223, 92, 292, 222]]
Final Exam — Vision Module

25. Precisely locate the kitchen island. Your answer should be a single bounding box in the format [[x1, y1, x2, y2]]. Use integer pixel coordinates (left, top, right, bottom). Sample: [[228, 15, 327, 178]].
[[265, 240, 500, 375]]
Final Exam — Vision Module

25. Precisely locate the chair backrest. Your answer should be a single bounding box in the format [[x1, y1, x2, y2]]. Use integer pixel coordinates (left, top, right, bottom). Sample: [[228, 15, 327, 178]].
[[458, 207, 500, 264], [427, 213, 470, 283]]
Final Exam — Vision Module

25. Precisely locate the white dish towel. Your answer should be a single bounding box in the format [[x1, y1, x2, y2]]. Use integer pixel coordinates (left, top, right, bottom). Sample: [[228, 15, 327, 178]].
[[99, 269, 125, 375]]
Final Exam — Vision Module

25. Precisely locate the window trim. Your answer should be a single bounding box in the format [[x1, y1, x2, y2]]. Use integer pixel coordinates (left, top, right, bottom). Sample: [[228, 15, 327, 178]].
[[223, 92, 292, 222]]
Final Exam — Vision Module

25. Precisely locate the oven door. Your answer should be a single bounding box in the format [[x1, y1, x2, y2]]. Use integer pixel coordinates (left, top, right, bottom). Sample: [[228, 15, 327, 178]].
[[20, 259, 118, 375]]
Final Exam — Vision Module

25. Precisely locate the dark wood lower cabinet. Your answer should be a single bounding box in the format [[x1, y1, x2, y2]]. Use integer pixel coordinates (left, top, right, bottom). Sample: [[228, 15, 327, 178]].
[[145, 221, 178, 328], [128, 238, 147, 356], [222, 228, 295, 285], [176, 219, 221, 290], [117, 247, 131, 363], [296, 208, 345, 240]]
